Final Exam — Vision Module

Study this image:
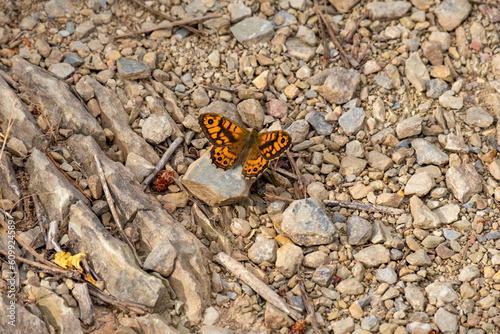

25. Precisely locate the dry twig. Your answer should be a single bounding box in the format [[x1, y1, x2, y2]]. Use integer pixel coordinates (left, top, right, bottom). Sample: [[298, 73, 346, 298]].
[[94, 155, 142, 267], [323, 200, 406, 215], [215, 252, 302, 321], [141, 137, 184, 191], [116, 13, 221, 39], [286, 151, 306, 199], [298, 273, 320, 333]]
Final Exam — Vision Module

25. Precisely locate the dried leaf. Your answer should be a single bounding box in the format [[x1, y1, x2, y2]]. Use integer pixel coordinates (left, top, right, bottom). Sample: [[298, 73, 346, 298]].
[[53, 252, 96, 284]]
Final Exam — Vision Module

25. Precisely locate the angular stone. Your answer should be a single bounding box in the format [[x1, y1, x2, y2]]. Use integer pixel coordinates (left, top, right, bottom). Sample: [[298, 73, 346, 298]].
[[435, 0, 472, 31], [434, 308, 459, 333], [405, 284, 426, 311], [248, 235, 278, 264], [464, 106, 493, 128], [446, 164, 482, 203], [338, 107, 365, 135], [353, 245, 390, 267], [366, 1, 411, 20], [411, 139, 449, 165], [305, 110, 334, 136], [275, 243, 304, 278], [433, 204, 460, 224], [347, 215, 372, 245], [396, 115, 422, 139], [404, 172, 435, 197], [340, 156, 367, 176], [410, 196, 441, 229], [281, 198, 336, 246], [285, 37, 316, 62], [405, 52, 430, 91], [230, 17, 274, 47], [318, 68, 361, 104], [367, 151, 393, 171], [0, 294, 50, 334]]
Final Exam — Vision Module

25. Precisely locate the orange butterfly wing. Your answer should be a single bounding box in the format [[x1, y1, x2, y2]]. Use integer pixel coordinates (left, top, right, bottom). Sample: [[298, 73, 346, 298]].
[[198, 113, 249, 170]]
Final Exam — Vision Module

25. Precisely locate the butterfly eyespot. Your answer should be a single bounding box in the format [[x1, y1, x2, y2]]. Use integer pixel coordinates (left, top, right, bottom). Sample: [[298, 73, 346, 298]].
[[281, 138, 286, 144], [253, 167, 257, 172], [208, 118, 214, 124], [217, 157, 222, 161]]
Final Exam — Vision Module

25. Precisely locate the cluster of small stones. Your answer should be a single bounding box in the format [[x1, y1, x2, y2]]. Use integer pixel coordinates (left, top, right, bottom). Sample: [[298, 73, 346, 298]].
[[1, 0, 500, 333]]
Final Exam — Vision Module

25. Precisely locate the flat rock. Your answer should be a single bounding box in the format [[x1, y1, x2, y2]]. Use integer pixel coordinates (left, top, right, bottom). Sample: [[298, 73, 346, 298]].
[[305, 110, 334, 136], [336, 278, 364, 295], [340, 156, 367, 176], [446, 164, 482, 202], [439, 92, 464, 109], [367, 151, 393, 171], [317, 68, 361, 104], [464, 106, 493, 128], [405, 52, 430, 91], [366, 1, 411, 20], [346, 215, 372, 245], [230, 17, 274, 47], [353, 245, 390, 267], [404, 171, 435, 197], [281, 198, 336, 246], [433, 204, 460, 224], [116, 58, 150, 80], [0, 294, 49, 334], [142, 114, 172, 144], [183, 152, 251, 206], [338, 107, 365, 135], [434, 308, 459, 333], [0, 154, 22, 202], [285, 37, 316, 62], [404, 284, 426, 311], [435, 0, 472, 31], [275, 243, 304, 278], [411, 139, 449, 165], [396, 115, 422, 139], [410, 196, 441, 229], [69, 201, 170, 311]]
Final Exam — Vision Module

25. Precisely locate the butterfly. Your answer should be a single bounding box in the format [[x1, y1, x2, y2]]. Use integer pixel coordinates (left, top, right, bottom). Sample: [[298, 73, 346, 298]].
[[198, 113, 292, 179]]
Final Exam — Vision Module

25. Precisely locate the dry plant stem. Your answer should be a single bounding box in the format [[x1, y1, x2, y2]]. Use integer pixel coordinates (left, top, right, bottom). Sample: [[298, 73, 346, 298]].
[[43, 147, 93, 202], [0, 68, 19, 89], [346, 12, 368, 42], [286, 151, 306, 199], [0, 248, 78, 278], [202, 84, 238, 93], [129, 0, 204, 37], [116, 13, 222, 39], [316, 8, 330, 63], [141, 137, 184, 191], [275, 167, 298, 180], [298, 277, 320, 333], [48, 220, 62, 252], [175, 175, 215, 221], [214, 252, 302, 321], [87, 285, 150, 314], [94, 155, 142, 267], [0, 210, 60, 269], [0, 102, 16, 162], [314, 0, 352, 69], [324, 200, 406, 215], [264, 193, 294, 203], [32, 194, 47, 236]]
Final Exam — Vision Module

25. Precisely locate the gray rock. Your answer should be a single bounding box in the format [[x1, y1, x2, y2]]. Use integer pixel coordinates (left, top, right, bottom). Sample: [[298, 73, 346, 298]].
[[142, 114, 172, 144], [340, 156, 368, 176], [347, 215, 372, 245], [183, 152, 251, 206], [405, 52, 430, 91], [0, 154, 22, 202], [439, 92, 464, 109], [338, 107, 365, 135], [74, 20, 95, 39], [227, 1, 251, 23], [82, 77, 160, 164], [237, 99, 265, 129], [264, 303, 294, 329], [230, 17, 274, 47], [410, 196, 441, 229], [271, 10, 297, 29], [426, 79, 449, 98], [336, 278, 364, 295], [353, 245, 390, 267], [143, 240, 177, 277], [275, 243, 304, 278], [117, 58, 151, 80], [0, 294, 49, 334], [405, 284, 426, 311], [281, 198, 337, 246], [318, 68, 361, 104], [406, 249, 432, 266], [125, 152, 155, 183], [248, 235, 278, 264], [396, 115, 422, 139], [331, 317, 355, 334], [305, 110, 334, 136], [366, 1, 411, 19], [411, 138, 449, 165], [11, 57, 106, 148], [361, 315, 380, 332], [422, 235, 445, 248], [464, 106, 493, 128], [434, 308, 459, 333], [307, 182, 329, 201], [458, 265, 480, 282], [303, 251, 330, 268], [48, 62, 75, 78], [287, 119, 310, 143], [285, 37, 316, 62], [69, 202, 170, 310], [425, 282, 458, 303], [367, 151, 393, 171], [433, 204, 460, 224], [25, 286, 83, 334], [446, 164, 482, 203], [435, 0, 472, 31], [312, 265, 336, 286], [377, 267, 398, 284], [404, 172, 435, 197]]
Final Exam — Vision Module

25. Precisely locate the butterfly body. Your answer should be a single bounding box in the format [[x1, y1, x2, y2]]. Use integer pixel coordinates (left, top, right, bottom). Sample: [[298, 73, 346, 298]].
[[198, 113, 291, 179]]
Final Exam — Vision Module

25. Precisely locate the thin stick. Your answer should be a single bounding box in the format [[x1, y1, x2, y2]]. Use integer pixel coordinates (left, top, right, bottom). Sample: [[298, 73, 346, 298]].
[[87, 285, 150, 314], [286, 151, 306, 199], [346, 12, 368, 42], [298, 274, 320, 333], [94, 155, 142, 267], [116, 13, 222, 39], [129, 0, 204, 37], [214, 252, 302, 321], [202, 84, 239, 93], [47, 220, 62, 252], [0, 248, 78, 277], [0, 102, 16, 162], [175, 174, 215, 221], [43, 147, 93, 202], [316, 7, 330, 64], [323, 200, 406, 215], [275, 167, 298, 180], [141, 137, 183, 191], [264, 193, 294, 203], [314, 0, 353, 69]]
